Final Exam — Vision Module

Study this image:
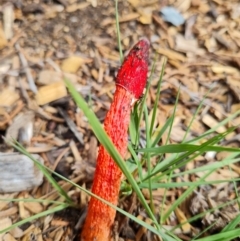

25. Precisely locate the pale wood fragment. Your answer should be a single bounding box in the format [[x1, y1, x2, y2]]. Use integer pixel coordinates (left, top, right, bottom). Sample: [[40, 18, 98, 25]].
[[3, 3, 14, 40], [0, 88, 20, 108], [202, 114, 226, 133], [22, 227, 43, 241], [175, 207, 191, 233], [58, 107, 83, 144], [23, 200, 43, 214], [9, 226, 23, 239], [3, 233, 17, 241], [0, 206, 18, 219], [5, 111, 34, 145], [35, 81, 67, 105], [0, 153, 44, 193], [69, 140, 82, 163], [0, 217, 12, 239], [0, 193, 17, 210], [0, 24, 7, 49], [156, 48, 186, 61]]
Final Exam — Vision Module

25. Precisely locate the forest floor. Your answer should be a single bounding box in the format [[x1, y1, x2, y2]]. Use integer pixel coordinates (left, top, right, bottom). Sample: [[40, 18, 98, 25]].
[[0, 0, 240, 240]]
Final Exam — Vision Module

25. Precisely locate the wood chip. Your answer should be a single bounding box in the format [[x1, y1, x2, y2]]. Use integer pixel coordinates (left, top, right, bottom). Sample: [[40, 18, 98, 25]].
[[0, 153, 44, 193], [175, 207, 191, 233], [202, 114, 226, 133], [0, 88, 20, 108], [58, 107, 84, 144], [0, 206, 18, 219], [35, 81, 67, 105], [37, 70, 78, 85], [211, 65, 240, 75], [156, 48, 187, 62], [0, 217, 12, 239], [23, 200, 43, 214], [0, 25, 7, 49], [3, 3, 14, 40], [3, 233, 17, 241], [66, 2, 90, 13], [22, 227, 43, 241], [5, 111, 34, 145], [61, 56, 92, 73]]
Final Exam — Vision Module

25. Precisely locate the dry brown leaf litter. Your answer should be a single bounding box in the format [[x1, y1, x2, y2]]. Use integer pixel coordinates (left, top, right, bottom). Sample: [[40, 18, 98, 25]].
[[0, 0, 240, 240]]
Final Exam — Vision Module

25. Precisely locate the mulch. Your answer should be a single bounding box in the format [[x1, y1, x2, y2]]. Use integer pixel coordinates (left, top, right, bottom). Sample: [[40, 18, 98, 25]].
[[0, 0, 240, 240]]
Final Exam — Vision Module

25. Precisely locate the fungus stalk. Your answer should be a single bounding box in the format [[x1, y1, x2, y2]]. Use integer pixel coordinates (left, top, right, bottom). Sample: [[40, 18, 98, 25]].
[[81, 38, 150, 241]]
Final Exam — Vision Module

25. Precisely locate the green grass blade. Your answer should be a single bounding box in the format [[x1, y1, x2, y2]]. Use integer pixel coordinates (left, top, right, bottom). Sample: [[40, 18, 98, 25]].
[[139, 177, 240, 189], [8, 140, 73, 204], [132, 58, 157, 147], [151, 115, 174, 147], [115, 0, 123, 62], [0, 204, 69, 234], [185, 109, 240, 144], [149, 58, 166, 136], [138, 143, 240, 154], [144, 128, 235, 182], [128, 144, 143, 180], [193, 229, 240, 241], [144, 103, 154, 213]]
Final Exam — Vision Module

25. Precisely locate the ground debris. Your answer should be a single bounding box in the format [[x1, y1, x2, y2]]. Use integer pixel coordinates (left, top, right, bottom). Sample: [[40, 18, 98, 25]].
[[0, 0, 240, 240]]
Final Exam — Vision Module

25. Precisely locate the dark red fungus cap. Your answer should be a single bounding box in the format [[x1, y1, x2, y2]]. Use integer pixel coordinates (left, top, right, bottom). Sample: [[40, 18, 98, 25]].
[[116, 38, 150, 99]]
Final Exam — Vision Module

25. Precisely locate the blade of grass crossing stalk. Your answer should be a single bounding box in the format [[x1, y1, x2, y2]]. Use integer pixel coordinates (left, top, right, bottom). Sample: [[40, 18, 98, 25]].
[[12, 143, 179, 240], [0, 143, 177, 241], [9, 140, 73, 204], [64, 79, 160, 229], [49, 159, 180, 241], [149, 58, 166, 136]]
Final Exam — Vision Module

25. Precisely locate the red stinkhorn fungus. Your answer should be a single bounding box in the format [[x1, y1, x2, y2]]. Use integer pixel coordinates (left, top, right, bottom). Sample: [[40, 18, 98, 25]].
[[81, 38, 150, 241]]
